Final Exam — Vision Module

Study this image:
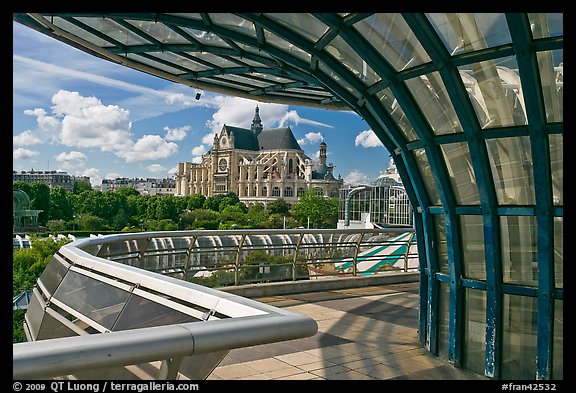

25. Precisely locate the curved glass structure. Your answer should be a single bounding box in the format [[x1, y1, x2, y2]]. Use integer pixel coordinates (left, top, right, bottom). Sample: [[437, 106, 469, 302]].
[[13, 13, 563, 380]]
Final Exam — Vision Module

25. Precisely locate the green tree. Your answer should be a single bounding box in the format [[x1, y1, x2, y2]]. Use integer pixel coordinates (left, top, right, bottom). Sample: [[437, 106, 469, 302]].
[[49, 186, 74, 221], [267, 198, 290, 216], [72, 180, 93, 194], [290, 189, 338, 228]]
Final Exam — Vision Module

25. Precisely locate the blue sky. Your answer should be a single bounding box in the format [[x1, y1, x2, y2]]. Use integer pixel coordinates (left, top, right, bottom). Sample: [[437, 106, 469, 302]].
[[13, 21, 393, 188]]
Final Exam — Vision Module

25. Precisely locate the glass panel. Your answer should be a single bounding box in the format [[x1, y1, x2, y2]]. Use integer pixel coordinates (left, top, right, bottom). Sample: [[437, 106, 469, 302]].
[[36, 311, 78, 340], [440, 142, 480, 205], [266, 13, 329, 42], [460, 215, 485, 280], [528, 13, 563, 39], [426, 13, 511, 55], [459, 57, 526, 129], [554, 217, 563, 289], [413, 148, 441, 205], [325, 35, 381, 86], [151, 52, 211, 72], [125, 53, 185, 75], [376, 88, 419, 142], [437, 281, 450, 359], [112, 294, 199, 331], [24, 293, 45, 340], [486, 136, 536, 205], [549, 134, 563, 205], [354, 13, 431, 72], [180, 27, 231, 48], [208, 14, 257, 38], [263, 30, 312, 62], [405, 72, 462, 135], [56, 17, 131, 47], [462, 288, 486, 374], [501, 216, 537, 287], [501, 294, 537, 379], [125, 20, 189, 44], [38, 256, 69, 297], [53, 271, 131, 329], [434, 214, 449, 274], [552, 299, 563, 380], [538, 50, 563, 123], [318, 61, 359, 98]]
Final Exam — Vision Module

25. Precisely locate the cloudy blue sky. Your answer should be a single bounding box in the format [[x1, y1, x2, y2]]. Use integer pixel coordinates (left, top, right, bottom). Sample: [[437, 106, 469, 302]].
[[13, 21, 394, 188]]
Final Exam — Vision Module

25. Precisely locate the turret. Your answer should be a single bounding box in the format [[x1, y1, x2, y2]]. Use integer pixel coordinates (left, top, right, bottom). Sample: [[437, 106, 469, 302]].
[[251, 105, 263, 136]]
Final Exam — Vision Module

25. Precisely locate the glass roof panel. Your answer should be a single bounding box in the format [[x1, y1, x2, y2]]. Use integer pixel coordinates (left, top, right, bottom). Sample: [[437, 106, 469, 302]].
[[528, 13, 563, 39], [152, 52, 211, 72], [354, 13, 431, 71], [459, 56, 527, 129], [426, 13, 511, 56], [325, 35, 381, 86], [405, 72, 463, 135], [179, 26, 231, 48], [317, 61, 359, 99], [501, 215, 537, 286], [125, 53, 189, 75], [166, 13, 202, 21], [486, 136, 535, 205], [263, 30, 312, 62], [265, 13, 330, 43], [376, 88, 419, 142], [553, 218, 563, 289], [217, 74, 270, 88], [208, 13, 257, 38], [51, 16, 120, 47], [549, 134, 563, 206], [125, 20, 190, 44], [413, 148, 441, 206], [440, 142, 480, 205], [538, 50, 563, 123], [192, 52, 243, 68]]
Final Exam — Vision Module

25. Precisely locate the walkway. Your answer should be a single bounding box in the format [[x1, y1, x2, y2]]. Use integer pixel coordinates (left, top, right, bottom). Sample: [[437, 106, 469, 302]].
[[209, 282, 488, 380]]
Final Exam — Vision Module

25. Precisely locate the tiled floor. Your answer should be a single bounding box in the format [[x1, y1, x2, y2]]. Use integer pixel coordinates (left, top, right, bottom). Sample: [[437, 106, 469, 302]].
[[209, 282, 488, 380]]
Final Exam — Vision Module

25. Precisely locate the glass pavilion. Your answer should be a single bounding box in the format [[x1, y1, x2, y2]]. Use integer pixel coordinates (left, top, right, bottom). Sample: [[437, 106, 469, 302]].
[[13, 13, 563, 380]]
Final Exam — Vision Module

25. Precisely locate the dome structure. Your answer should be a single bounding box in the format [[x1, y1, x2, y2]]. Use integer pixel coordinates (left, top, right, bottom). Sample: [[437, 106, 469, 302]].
[[13, 13, 563, 380]]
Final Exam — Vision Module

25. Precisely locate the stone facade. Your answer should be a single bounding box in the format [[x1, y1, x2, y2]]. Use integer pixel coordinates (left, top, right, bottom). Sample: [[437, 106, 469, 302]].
[[175, 106, 343, 205]]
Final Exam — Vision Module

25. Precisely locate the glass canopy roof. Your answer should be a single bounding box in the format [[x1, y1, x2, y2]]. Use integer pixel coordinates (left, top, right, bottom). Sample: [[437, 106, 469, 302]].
[[13, 13, 563, 380]]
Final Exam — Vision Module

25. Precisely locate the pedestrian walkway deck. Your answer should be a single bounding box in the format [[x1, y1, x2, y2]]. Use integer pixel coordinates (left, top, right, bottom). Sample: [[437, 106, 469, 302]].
[[209, 282, 488, 380]]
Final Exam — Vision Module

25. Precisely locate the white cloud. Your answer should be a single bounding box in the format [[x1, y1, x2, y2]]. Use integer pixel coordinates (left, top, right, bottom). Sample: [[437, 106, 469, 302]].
[[164, 125, 190, 141], [192, 156, 203, 164], [191, 145, 208, 156], [55, 150, 87, 163], [120, 135, 179, 162], [52, 90, 134, 152], [13, 130, 42, 146], [81, 167, 102, 187], [13, 147, 40, 160], [297, 132, 324, 145], [344, 170, 371, 185], [278, 110, 334, 128], [355, 129, 383, 148], [146, 164, 166, 173]]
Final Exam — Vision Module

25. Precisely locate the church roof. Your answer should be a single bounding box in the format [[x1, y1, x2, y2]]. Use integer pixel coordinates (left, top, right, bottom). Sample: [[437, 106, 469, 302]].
[[257, 128, 301, 150], [223, 126, 260, 150], [221, 125, 302, 151]]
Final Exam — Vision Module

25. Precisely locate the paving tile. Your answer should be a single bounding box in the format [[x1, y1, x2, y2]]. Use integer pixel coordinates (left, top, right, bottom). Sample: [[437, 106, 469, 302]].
[[275, 351, 323, 366], [210, 363, 262, 380]]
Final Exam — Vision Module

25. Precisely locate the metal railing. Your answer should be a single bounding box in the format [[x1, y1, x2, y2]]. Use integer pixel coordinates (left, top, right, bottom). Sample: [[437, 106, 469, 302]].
[[86, 227, 418, 287]]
